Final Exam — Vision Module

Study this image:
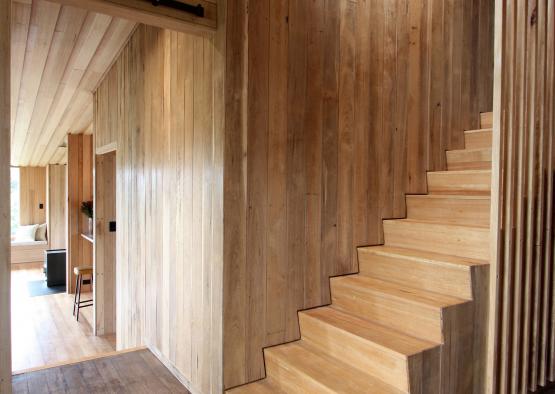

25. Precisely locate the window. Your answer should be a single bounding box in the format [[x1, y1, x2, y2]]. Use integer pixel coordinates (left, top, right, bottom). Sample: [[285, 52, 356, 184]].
[[11, 167, 19, 235]]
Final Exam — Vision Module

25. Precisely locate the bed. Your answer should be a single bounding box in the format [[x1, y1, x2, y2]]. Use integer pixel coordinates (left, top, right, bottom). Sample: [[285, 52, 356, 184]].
[[11, 240, 49, 264]]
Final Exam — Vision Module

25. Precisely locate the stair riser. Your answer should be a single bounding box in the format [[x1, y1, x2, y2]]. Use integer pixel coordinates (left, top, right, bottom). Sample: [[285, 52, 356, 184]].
[[358, 249, 473, 299], [480, 112, 493, 128], [264, 352, 334, 393], [446, 149, 492, 171], [299, 313, 410, 392], [383, 221, 490, 260], [465, 130, 492, 149], [427, 172, 491, 195], [406, 196, 490, 227], [330, 279, 443, 343]]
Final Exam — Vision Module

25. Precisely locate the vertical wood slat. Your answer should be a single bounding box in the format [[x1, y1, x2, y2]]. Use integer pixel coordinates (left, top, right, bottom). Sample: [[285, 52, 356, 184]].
[[0, 0, 10, 392], [490, 0, 555, 392]]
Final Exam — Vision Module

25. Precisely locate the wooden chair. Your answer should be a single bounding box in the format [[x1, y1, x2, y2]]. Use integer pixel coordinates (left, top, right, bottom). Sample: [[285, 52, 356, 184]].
[[73, 266, 93, 321]]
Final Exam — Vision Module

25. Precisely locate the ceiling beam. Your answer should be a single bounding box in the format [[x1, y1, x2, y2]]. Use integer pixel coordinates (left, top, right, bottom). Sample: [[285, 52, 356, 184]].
[[45, 0, 217, 34]]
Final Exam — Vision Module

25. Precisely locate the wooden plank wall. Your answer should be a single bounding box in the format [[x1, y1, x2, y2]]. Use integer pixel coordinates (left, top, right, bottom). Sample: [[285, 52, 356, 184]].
[[19, 167, 46, 226], [223, 0, 494, 389], [489, 1, 555, 393], [67, 134, 93, 293], [46, 164, 67, 249], [94, 21, 224, 393], [0, 0, 10, 391], [94, 151, 116, 336]]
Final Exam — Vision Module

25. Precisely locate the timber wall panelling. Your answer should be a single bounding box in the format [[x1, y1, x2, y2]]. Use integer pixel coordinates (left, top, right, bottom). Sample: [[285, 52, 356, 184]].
[[67, 134, 93, 293], [489, 0, 555, 393], [19, 167, 46, 226], [0, 0, 11, 391], [47, 164, 67, 250], [94, 19, 225, 393], [222, 0, 495, 388], [94, 151, 116, 336]]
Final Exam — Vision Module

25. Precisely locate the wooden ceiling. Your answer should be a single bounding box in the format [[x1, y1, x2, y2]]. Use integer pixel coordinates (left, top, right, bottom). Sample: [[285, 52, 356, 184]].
[[10, 0, 136, 166]]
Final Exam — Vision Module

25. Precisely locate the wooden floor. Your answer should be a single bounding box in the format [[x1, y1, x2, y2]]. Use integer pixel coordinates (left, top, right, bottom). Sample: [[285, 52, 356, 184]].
[[11, 264, 115, 372], [11, 349, 189, 393]]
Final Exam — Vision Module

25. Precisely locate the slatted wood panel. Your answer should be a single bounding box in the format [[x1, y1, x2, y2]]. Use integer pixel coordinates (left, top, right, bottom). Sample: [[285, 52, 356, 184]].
[[94, 151, 116, 336], [18, 167, 46, 226], [46, 164, 66, 249], [0, 0, 11, 391], [489, 1, 555, 393], [94, 22, 224, 394], [222, 0, 495, 388], [67, 134, 93, 294], [9, 0, 136, 167]]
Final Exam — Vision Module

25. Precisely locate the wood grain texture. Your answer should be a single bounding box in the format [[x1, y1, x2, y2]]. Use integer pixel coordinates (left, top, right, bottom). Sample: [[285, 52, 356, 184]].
[[10, 0, 136, 167], [222, 0, 495, 388], [0, 0, 11, 390], [67, 134, 93, 294], [488, 1, 555, 393], [18, 167, 46, 226], [10, 265, 115, 373], [94, 22, 224, 394], [46, 164, 66, 250], [94, 151, 116, 337], [11, 349, 188, 393]]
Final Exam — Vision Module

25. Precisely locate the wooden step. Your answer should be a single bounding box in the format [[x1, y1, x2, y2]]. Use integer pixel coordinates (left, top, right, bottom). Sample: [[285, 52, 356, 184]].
[[480, 111, 493, 128], [427, 170, 491, 195], [406, 194, 491, 227], [358, 246, 487, 299], [299, 306, 439, 392], [330, 275, 467, 343], [383, 219, 490, 260], [226, 379, 285, 393], [446, 147, 492, 170], [464, 128, 492, 149], [264, 341, 403, 394]]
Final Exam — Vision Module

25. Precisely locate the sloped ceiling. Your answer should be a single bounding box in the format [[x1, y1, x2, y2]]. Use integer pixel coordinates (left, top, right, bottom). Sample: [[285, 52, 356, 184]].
[[11, 0, 136, 166]]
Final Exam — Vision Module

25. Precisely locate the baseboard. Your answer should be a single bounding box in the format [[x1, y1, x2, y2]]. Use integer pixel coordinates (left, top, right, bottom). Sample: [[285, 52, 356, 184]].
[[147, 345, 200, 394]]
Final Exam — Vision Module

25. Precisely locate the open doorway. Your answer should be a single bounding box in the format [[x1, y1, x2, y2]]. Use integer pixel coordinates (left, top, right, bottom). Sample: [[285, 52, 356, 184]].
[[8, 0, 133, 373]]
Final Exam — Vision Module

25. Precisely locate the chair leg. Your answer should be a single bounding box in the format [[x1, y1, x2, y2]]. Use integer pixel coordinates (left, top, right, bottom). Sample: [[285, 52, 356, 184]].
[[76, 274, 82, 321], [73, 273, 79, 316]]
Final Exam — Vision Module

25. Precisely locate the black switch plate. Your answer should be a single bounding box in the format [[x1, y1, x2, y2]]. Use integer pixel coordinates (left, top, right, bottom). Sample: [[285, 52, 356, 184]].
[[109, 221, 116, 232]]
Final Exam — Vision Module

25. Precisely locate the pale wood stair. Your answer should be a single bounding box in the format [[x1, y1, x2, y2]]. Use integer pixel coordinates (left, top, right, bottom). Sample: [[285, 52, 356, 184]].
[[228, 113, 493, 393]]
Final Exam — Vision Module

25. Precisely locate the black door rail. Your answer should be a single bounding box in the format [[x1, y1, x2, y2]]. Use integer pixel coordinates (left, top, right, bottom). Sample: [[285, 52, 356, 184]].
[[150, 0, 205, 18]]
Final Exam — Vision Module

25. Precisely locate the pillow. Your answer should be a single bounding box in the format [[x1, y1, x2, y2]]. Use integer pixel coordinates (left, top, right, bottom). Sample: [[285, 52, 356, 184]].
[[35, 223, 47, 241], [15, 224, 38, 242]]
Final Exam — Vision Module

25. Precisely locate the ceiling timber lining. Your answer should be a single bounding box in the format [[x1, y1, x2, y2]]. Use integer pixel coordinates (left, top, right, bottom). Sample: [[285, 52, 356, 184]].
[[10, 0, 136, 166]]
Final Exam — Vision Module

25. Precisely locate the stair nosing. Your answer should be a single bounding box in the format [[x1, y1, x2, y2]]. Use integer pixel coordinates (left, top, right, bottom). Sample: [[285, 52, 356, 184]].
[[383, 218, 490, 230]]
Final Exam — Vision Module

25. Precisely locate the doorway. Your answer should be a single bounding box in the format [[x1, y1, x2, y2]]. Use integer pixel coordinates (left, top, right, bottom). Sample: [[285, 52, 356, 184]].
[[94, 150, 117, 338]]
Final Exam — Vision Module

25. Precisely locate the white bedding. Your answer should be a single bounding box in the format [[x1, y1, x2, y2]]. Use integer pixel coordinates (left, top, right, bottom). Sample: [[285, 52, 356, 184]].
[[11, 240, 48, 247]]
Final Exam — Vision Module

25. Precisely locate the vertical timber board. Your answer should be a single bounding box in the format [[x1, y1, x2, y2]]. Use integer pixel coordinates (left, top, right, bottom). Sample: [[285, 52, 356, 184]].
[[0, 0, 11, 391]]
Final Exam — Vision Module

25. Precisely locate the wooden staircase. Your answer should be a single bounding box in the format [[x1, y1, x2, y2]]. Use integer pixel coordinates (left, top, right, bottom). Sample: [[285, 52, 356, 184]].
[[228, 113, 493, 394]]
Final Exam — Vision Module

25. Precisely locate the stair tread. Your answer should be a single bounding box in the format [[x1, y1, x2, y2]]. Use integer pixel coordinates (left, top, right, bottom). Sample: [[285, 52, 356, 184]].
[[384, 218, 490, 230], [226, 380, 285, 393], [447, 147, 492, 154], [358, 245, 488, 268], [331, 275, 467, 308], [266, 341, 403, 394], [407, 194, 490, 200], [464, 128, 493, 134], [429, 169, 491, 175], [302, 306, 438, 355]]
